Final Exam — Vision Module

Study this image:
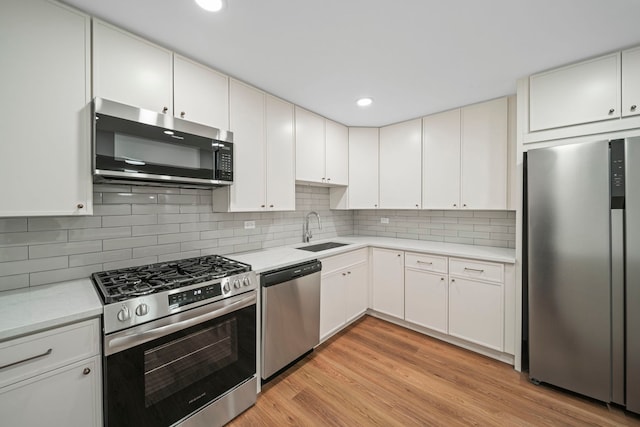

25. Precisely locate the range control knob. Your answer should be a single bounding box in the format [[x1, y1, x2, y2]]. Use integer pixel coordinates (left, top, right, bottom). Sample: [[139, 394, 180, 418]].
[[117, 306, 131, 322], [222, 281, 231, 293], [233, 279, 241, 289], [242, 276, 251, 287], [135, 303, 149, 316]]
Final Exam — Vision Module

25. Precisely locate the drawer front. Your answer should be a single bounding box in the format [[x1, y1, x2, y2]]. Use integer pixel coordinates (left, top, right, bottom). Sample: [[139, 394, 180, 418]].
[[321, 248, 368, 275], [0, 318, 100, 389], [449, 258, 503, 283], [405, 252, 447, 273]]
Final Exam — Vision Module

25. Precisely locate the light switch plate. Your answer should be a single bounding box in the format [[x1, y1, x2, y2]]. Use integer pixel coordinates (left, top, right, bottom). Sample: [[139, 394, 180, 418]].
[[381, 217, 389, 224], [244, 221, 256, 229]]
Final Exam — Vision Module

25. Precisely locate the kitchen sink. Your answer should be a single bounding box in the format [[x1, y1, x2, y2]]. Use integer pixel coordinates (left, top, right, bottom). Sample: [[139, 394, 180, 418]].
[[297, 242, 349, 252]]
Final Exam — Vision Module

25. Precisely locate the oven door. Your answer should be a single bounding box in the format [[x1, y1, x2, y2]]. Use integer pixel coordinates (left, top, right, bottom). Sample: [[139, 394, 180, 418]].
[[103, 292, 256, 427]]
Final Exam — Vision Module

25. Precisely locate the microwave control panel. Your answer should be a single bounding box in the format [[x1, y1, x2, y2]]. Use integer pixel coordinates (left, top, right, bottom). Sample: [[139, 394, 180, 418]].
[[215, 141, 233, 181]]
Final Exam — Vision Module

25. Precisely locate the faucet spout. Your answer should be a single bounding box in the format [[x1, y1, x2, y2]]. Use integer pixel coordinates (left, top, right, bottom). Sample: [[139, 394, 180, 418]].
[[303, 211, 322, 243]]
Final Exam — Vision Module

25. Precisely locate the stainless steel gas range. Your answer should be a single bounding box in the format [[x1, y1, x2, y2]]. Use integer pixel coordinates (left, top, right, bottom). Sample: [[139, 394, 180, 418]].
[[91, 255, 258, 427]]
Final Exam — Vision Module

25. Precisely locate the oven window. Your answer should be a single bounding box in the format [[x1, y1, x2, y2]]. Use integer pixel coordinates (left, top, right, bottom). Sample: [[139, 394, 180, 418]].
[[144, 319, 238, 407]]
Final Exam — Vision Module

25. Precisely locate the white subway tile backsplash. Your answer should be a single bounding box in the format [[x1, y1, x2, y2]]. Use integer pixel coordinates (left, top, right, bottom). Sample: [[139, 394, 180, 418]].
[[69, 227, 130, 242], [180, 239, 219, 252], [29, 241, 102, 259], [103, 256, 158, 271], [157, 232, 200, 245], [132, 243, 181, 258], [157, 213, 198, 224], [0, 218, 28, 233], [0, 256, 68, 276], [102, 215, 157, 227], [103, 236, 158, 251], [28, 216, 102, 231], [0, 274, 29, 291], [158, 250, 201, 263], [103, 193, 158, 204], [157, 194, 197, 205], [132, 224, 180, 236], [93, 204, 132, 216], [0, 247, 28, 262], [132, 204, 180, 214], [69, 249, 132, 267], [0, 230, 68, 247]]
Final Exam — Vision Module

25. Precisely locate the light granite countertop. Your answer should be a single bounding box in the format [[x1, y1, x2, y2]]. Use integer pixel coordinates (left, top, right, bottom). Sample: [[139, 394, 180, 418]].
[[0, 279, 103, 342], [231, 236, 515, 274]]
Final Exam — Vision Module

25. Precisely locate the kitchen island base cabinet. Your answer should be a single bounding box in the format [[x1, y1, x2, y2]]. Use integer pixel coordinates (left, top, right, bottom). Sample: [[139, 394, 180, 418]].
[[371, 248, 405, 319]]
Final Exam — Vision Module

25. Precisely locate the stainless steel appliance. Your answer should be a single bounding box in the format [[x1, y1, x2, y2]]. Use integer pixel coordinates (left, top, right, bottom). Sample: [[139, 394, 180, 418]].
[[527, 137, 640, 413], [91, 255, 258, 426], [93, 97, 234, 188], [261, 260, 322, 380]]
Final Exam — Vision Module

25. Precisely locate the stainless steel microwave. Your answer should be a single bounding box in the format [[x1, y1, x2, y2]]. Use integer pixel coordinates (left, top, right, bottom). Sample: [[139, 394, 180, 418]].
[[92, 98, 234, 188]]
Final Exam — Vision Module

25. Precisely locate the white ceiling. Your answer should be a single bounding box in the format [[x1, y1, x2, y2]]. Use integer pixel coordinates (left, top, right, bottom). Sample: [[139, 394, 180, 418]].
[[62, 0, 640, 127]]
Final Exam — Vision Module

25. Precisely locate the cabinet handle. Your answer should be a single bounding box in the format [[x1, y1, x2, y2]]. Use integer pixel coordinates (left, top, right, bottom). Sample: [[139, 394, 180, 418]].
[[417, 260, 433, 265], [453, 204, 457, 207], [415, 204, 419, 208], [322, 177, 326, 181], [440, 277, 445, 281], [260, 205, 265, 208], [77, 203, 84, 209], [374, 204, 378, 208], [397, 254, 401, 257], [609, 108, 615, 114], [463, 204, 467, 207], [0, 348, 52, 370], [162, 107, 168, 114], [464, 267, 485, 273], [632, 105, 638, 112], [269, 204, 274, 208], [327, 178, 331, 181], [180, 111, 186, 118], [347, 271, 351, 275], [342, 272, 347, 276], [451, 278, 455, 283], [83, 367, 91, 375]]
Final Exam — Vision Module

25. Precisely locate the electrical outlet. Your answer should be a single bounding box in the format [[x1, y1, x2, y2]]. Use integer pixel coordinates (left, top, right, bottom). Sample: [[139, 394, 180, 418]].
[[244, 221, 256, 230], [381, 217, 389, 224]]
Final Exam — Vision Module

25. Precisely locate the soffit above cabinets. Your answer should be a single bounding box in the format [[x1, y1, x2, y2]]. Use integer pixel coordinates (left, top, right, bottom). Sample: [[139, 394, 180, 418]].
[[61, 0, 640, 127]]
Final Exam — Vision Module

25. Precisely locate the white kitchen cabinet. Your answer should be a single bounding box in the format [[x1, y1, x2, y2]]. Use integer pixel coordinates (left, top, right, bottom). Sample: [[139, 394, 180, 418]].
[[622, 46, 640, 118], [371, 248, 404, 318], [173, 54, 229, 129], [0, 0, 92, 217], [404, 253, 448, 333], [529, 53, 620, 131], [347, 128, 380, 209], [379, 119, 422, 209], [422, 109, 461, 209], [448, 258, 504, 351], [0, 318, 101, 426], [325, 119, 349, 185], [295, 107, 348, 185], [320, 249, 368, 341], [213, 81, 295, 212], [93, 19, 173, 114]]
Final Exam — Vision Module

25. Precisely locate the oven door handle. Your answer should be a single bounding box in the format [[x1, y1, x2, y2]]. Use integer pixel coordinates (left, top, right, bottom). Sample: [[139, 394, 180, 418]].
[[105, 291, 256, 355]]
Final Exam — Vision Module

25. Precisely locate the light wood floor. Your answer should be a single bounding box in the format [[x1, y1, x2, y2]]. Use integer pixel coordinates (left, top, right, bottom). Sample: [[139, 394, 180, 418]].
[[229, 316, 640, 426]]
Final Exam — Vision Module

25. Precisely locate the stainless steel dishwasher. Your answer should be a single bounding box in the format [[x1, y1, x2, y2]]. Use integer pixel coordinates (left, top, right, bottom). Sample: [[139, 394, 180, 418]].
[[261, 259, 322, 380]]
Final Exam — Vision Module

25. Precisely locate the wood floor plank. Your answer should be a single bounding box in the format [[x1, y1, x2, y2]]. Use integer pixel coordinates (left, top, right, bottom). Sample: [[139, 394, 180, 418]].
[[229, 316, 640, 426]]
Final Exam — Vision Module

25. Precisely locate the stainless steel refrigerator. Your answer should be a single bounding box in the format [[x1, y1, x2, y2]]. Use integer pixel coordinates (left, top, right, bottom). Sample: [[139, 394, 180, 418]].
[[527, 137, 640, 413]]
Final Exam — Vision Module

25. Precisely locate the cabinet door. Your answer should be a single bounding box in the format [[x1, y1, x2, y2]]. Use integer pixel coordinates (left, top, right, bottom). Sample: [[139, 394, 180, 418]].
[[173, 54, 229, 129], [622, 47, 640, 118], [529, 53, 620, 131], [228, 80, 266, 211], [348, 128, 380, 209], [265, 95, 295, 211], [295, 107, 325, 183], [0, 356, 101, 427], [379, 119, 422, 209], [93, 20, 173, 114], [448, 277, 503, 351], [320, 271, 346, 341], [461, 98, 508, 210], [372, 248, 404, 318], [405, 269, 448, 334], [422, 109, 461, 209], [325, 120, 349, 185], [0, 0, 92, 216], [345, 262, 368, 323]]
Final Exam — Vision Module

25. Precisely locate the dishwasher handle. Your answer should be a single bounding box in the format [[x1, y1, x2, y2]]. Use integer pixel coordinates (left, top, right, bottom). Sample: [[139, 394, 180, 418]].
[[261, 260, 322, 287]]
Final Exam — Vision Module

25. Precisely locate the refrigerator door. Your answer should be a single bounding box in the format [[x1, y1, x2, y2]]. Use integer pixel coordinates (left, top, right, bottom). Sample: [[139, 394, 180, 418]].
[[626, 136, 640, 413], [527, 141, 611, 402]]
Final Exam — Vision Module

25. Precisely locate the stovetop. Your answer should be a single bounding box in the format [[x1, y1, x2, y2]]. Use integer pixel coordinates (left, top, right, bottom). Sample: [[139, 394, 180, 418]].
[[92, 255, 251, 304]]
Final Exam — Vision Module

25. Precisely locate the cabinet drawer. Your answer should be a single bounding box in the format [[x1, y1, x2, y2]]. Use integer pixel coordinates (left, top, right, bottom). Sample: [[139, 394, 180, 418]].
[[321, 248, 368, 275], [0, 318, 100, 389], [449, 258, 503, 283], [405, 252, 447, 273]]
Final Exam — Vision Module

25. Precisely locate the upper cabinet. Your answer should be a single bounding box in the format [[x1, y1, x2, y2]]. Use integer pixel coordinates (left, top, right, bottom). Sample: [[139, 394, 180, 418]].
[[173, 55, 229, 129], [346, 128, 380, 209], [93, 20, 173, 114], [0, 0, 92, 217], [622, 46, 640, 118], [295, 107, 348, 186], [93, 20, 229, 129], [422, 98, 508, 210], [529, 53, 620, 132], [213, 80, 295, 212], [379, 119, 422, 209]]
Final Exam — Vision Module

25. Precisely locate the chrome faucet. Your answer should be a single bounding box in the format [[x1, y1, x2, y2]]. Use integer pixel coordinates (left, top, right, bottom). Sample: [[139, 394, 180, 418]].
[[303, 211, 322, 243]]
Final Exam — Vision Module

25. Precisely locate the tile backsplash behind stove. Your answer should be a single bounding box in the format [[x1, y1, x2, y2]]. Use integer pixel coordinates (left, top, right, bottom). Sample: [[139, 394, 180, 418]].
[[0, 185, 514, 290]]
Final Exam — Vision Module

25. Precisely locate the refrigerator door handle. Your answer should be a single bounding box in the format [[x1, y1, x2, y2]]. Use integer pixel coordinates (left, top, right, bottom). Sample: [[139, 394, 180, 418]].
[[611, 209, 625, 405]]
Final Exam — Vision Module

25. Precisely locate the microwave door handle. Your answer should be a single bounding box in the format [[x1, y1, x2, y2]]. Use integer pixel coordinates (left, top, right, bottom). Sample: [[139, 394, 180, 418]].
[[105, 292, 256, 355]]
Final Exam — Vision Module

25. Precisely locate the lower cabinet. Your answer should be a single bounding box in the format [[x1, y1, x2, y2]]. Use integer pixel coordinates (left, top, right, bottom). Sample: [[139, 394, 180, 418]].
[[320, 249, 369, 341], [0, 318, 102, 426], [371, 248, 405, 318], [405, 269, 448, 334]]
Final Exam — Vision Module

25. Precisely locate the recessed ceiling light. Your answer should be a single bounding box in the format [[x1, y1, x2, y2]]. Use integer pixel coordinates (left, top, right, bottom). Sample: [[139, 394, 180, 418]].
[[195, 0, 224, 12], [356, 97, 373, 107]]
